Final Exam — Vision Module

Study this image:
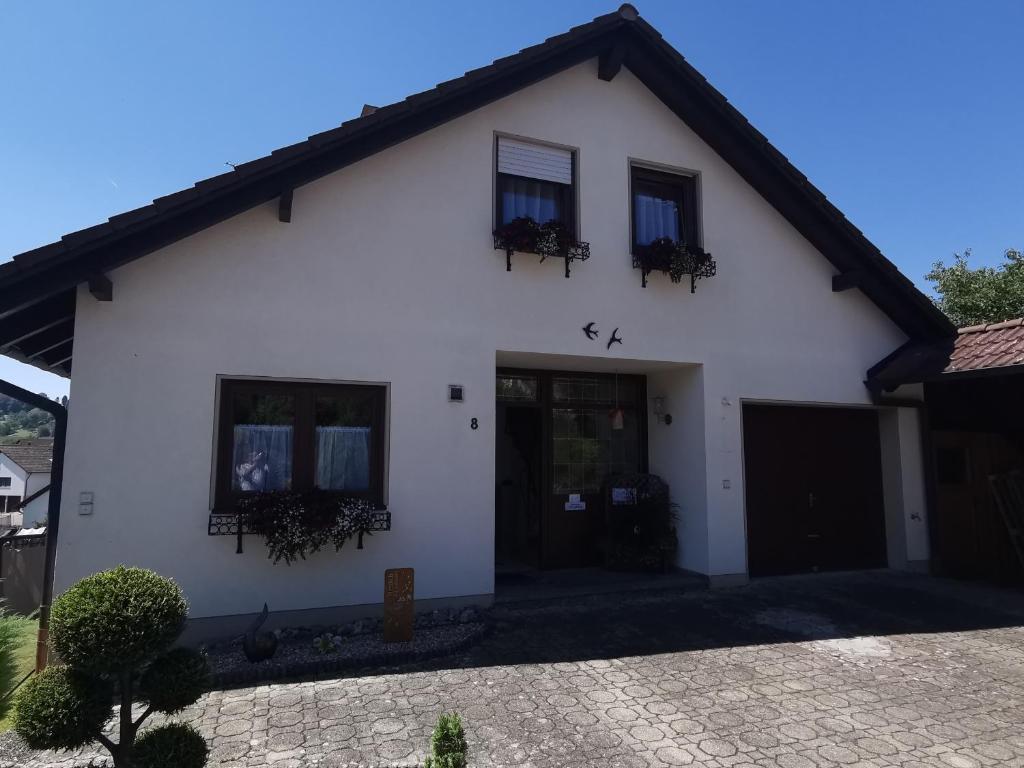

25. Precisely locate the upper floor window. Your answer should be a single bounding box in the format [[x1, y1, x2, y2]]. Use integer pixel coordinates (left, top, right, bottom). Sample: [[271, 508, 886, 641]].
[[631, 165, 699, 251], [496, 137, 575, 235], [215, 379, 386, 510], [0, 478, 10, 488]]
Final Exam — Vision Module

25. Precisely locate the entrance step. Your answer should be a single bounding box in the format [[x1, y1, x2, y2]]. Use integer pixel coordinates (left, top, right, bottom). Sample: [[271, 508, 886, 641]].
[[494, 567, 706, 605]]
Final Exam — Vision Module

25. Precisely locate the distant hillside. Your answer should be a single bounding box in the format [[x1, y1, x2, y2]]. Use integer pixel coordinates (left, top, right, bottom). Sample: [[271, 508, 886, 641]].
[[0, 393, 62, 442]]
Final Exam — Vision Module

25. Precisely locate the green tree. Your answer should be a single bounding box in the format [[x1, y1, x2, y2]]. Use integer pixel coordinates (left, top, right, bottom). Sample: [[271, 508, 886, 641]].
[[926, 248, 1024, 327], [14, 567, 208, 768]]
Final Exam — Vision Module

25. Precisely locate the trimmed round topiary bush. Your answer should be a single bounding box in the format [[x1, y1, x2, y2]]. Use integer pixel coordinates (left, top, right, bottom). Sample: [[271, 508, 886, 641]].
[[50, 565, 188, 675], [14, 666, 113, 750], [139, 647, 209, 714], [134, 723, 209, 768], [15, 566, 207, 768]]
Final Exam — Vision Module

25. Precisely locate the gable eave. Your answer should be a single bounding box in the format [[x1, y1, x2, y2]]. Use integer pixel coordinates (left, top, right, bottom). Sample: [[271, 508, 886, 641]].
[[0, 4, 953, 376]]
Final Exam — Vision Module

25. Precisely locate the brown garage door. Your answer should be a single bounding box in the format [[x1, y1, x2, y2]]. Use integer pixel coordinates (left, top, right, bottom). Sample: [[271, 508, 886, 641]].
[[743, 404, 887, 577]]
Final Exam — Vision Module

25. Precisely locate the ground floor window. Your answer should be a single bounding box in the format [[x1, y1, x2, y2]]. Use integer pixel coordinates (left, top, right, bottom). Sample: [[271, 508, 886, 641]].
[[215, 379, 386, 509]]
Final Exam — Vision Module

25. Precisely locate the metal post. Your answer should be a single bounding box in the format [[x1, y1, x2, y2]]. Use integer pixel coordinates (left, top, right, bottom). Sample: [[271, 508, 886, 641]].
[[0, 380, 66, 672]]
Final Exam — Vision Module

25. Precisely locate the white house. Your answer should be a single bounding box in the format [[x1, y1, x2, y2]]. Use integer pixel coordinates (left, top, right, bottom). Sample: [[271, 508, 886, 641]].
[[0, 440, 52, 527], [0, 5, 951, 637]]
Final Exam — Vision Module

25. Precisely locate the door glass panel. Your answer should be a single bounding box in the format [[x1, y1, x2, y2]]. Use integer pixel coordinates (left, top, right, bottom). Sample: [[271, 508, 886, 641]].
[[497, 375, 538, 401], [552, 405, 637, 493]]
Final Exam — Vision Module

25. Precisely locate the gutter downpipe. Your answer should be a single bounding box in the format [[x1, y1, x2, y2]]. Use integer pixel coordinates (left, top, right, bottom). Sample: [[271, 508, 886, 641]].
[[0, 379, 67, 672]]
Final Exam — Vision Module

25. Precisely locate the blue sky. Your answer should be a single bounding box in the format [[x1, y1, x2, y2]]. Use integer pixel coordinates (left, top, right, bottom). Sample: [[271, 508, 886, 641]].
[[1, 0, 1022, 397]]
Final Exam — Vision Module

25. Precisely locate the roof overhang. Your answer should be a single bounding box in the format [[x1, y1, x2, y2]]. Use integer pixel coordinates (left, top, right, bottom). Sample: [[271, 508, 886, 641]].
[[0, 4, 954, 378]]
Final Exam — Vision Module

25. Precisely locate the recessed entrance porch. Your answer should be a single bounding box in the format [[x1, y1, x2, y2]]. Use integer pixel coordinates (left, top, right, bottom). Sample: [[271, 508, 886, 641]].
[[493, 351, 704, 587]]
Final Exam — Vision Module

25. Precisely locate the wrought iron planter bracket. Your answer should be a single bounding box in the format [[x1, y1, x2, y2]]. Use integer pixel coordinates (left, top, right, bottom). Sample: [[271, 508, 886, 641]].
[[631, 244, 717, 293], [493, 236, 591, 278], [208, 510, 392, 554]]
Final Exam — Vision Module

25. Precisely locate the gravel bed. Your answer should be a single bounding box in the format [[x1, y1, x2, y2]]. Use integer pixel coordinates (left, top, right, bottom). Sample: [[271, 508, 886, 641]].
[[207, 620, 488, 687], [0, 731, 34, 768]]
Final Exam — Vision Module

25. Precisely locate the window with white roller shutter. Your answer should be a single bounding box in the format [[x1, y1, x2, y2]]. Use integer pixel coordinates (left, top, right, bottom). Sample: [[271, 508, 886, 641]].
[[495, 136, 575, 234]]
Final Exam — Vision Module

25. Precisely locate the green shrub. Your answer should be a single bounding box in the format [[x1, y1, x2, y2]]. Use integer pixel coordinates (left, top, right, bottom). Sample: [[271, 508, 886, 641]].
[[134, 723, 208, 768], [50, 565, 187, 675], [14, 567, 207, 767], [14, 666, 112, 750], [424, 754, 466, 768], [423, 712, 467, 768], [139, 648, 209, 714]]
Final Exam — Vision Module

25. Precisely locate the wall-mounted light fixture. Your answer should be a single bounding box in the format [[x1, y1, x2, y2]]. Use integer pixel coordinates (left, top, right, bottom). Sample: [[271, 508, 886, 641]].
[[652, 396, 672, 425]]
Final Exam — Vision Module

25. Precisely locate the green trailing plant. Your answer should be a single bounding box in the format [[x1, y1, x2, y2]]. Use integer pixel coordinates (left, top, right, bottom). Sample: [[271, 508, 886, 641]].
[[634, 237, 716, 291], [494, 217, 574, 258], [237, 490, 377, 564], [605, 473, 679, 572], [14, 566, 209, 768], [313, 632, 343, 654], [423, 712, 467, 768]]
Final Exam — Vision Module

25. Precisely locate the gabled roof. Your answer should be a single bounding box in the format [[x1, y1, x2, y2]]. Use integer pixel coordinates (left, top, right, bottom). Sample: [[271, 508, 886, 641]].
[[0, 440, 54, 474], [868, 317, 1024, 388], [0, 4, 953, 377], [19, 483, 50, 509]]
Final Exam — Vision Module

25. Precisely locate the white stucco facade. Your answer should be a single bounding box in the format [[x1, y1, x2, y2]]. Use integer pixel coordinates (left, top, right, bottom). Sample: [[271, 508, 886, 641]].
[[54, 60, 928, 623], [0, 454, 29, 501]]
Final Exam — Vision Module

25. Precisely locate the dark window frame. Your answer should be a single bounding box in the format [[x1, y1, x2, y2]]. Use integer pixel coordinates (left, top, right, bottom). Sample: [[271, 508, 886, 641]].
[[0, 477, 10, 488], [214, 378, 387, 511], [494, 137, 578, 239], [630, 165, 700, 253]]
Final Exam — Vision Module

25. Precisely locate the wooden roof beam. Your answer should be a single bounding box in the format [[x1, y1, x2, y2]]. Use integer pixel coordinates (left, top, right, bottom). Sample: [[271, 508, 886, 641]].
[[832, 271, 863, 292], [88, 274, 112, 301], [598, 38, 628, 81], [278, 189, 293, 223]]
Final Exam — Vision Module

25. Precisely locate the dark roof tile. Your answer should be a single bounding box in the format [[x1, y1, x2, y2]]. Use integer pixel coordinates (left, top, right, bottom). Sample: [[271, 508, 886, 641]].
[[0, 440, 54, 474]]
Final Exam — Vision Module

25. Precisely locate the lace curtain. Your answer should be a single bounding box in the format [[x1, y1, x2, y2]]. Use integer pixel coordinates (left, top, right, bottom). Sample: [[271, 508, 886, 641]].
[[233, 425, 293, 491], [634, 193, 680, 245], [316, 426, 370, 491], [499, 176, 561, 225]]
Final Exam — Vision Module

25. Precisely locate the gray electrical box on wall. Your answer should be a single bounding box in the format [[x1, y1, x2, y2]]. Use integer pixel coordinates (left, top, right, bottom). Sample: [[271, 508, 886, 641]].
[[79, 491, 94, 515]]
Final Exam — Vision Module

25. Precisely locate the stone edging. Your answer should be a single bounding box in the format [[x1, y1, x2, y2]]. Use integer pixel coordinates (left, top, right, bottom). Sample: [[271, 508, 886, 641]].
[[208, 622, 490, 689]]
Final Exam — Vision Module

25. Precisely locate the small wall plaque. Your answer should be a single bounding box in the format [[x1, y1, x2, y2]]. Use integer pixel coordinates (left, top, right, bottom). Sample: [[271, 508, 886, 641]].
[[564, 493, 586, 512], [611, 487, 637, 506], [383, 568, 414, 643], [448, 384, 464, 402]]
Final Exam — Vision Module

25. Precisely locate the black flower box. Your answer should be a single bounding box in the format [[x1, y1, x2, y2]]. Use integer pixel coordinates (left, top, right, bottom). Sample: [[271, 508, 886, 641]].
[[633, 237, 717, 292], [493, 217, 590, 278]]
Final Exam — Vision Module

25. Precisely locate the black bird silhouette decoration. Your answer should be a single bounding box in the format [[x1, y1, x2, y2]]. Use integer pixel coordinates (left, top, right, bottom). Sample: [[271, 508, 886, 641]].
[[607, 328, 622, 349], [582, 322, 599, 340]]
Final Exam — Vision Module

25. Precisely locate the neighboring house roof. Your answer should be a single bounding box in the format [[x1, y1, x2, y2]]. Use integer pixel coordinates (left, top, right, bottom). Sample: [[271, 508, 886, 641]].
[[0, 3, 953, 379], [18, 483, 50, 510], [868, 317, 1024, 389], [0, 440, 54, 474]]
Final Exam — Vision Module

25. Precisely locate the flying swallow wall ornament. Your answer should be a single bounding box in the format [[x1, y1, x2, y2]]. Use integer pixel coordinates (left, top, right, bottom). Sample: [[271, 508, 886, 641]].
[[583, 322, 599, 340], [607, 328, 622, 349]]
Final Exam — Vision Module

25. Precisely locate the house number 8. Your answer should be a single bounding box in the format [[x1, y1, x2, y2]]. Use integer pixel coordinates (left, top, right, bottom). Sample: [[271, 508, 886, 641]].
[[470, 418, 478, 430]]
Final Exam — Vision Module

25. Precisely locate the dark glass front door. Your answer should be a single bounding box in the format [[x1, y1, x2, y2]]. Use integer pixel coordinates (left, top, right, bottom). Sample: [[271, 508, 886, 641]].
[[496, 370, 647, 570]]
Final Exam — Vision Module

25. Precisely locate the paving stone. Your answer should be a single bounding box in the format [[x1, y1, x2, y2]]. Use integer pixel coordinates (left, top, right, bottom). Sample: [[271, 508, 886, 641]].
[[10, 571, 1024, 768]]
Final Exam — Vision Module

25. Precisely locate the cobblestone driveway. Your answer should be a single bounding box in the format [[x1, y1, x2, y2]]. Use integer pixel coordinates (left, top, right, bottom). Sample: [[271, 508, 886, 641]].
[[14, 572, 1024, 767]]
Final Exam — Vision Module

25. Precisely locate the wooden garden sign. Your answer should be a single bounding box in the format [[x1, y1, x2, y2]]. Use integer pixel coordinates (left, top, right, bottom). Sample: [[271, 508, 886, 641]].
[[383, 567, 414, 642]]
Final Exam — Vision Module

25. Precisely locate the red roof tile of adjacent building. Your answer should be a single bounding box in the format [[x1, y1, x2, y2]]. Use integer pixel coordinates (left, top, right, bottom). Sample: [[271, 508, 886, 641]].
[[868, 317, 1024, 387], [949, 318, 1024, 373]]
